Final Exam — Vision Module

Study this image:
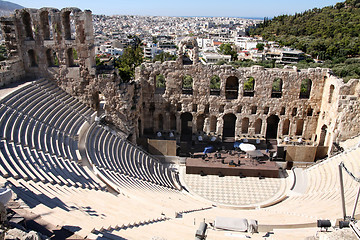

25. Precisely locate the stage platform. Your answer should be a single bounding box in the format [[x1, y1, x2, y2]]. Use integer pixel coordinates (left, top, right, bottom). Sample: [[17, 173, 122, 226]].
[[186, 152, 280, 178]]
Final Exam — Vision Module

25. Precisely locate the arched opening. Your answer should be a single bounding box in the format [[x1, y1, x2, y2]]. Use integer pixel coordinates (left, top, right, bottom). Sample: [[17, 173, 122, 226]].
[[22, 11, 33, 40], [251, 106, 257, 114], [254, 119, 262, 135], [223, 113, 236, 138], [210, 75, 221, 95], [241, 117, 249, 134], [295, 119, 304, 136], [158, 114, 164, 131], [328, 85, 335, 103], [225, 76, 238, 99], [282, 119, 290, 135], [62, 11, 75, 40], [299, 78, 312, 99], [182, 75, 193, 94], [98, 91, 106, 112], [28, 49, 37, 67], [271, 78, 282, 98], [181, 112, 193, 141], [266, 115, 280, 139], [307, 107, 313, 116], [244, 76, 255, 97], [210, 116, 217, 133], [170, 113, 176, 131], [62, 11, 71, 40], [40, 11, 52, 40], [138, 119, 142, 137], [67, 48, 78, 67], [196, 115, 205, 133], [319, 125, 327, 146], [155, 74, 166, 94], [46, 49, 59, 67]]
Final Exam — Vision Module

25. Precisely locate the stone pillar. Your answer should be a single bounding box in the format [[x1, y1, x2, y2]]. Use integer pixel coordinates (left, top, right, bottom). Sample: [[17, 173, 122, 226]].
[[176, 113, 181, 135], [217, 116, 223, 138], [235, 115, 241, 139], [204, 117, 210, 134]]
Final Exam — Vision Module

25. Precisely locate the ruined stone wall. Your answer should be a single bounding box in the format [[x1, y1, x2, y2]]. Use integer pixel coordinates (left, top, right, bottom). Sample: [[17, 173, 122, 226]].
[[2, 8, 360, 146], [137, 61, 328, 141], [316, 74, 360, 148], [0, 8, 139, 138], [0, 58, 25, 86]]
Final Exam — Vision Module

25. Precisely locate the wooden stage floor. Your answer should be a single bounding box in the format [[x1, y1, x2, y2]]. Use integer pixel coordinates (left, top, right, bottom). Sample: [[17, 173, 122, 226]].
[[186, 151, 280, 178]]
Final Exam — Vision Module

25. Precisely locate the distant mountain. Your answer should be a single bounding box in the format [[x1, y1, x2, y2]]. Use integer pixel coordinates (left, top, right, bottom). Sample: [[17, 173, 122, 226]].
[[0, 0, 24, 17]]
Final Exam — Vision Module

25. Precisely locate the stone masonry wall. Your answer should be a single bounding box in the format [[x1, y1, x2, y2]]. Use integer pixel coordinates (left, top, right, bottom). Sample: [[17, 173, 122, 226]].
[[1, 9, 360, 147], [138, 60, 327, 141], [0, 8, 139, 138]]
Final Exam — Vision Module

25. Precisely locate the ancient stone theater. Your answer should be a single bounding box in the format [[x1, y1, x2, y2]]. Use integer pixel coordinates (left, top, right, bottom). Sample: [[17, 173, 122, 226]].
[[0, 7, 360, 240]]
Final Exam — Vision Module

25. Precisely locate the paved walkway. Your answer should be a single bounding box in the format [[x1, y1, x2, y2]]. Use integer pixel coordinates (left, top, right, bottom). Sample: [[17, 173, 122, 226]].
[[181, 167, 289, 207], [0, 80, 32, 100]]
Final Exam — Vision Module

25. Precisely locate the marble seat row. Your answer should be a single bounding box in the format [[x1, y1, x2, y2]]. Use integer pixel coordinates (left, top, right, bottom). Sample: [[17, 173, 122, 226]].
[[85, 124, 181, 192], [0, 79, 94, 162], [0, 140, 102, 190], [264, 147, 360, 220], [0, 79, 104, 190]]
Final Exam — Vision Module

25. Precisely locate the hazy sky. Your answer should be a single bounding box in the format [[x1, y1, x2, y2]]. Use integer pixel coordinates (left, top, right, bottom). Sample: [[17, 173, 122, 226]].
[[12, 0, 341, 18]]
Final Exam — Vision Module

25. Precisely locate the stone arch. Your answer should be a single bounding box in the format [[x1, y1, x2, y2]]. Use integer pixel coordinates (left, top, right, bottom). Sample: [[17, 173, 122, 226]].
[[271, 78, 282, 98], [138, 119, 142, 137], [155, 74, 166, 94], [158, 114, 164, 131], [282, 119, 290, 135], [328, 85, 335, 103], [62, 11, 74, 40], [178, 37, 199, 65], [254, 118, 262, 135], [210, 116, 217, 133], [46, 49, 59, 67], [296, 119, 304, 136], [67, 48, 78, 67], [92, 91, 106, 115], [266, 115, 280, 139], [170, 113, 176, 131], [196, 114, 205, 133], [22, 11, 33, 40], [210, 75, 221, 95], [241, 117, 249, 134], [28, 49, 37, 67], [223, 113, 236, 138], [299, 78, 312, 99], [244, 76, 255, 97], [181, 112, 193, 141], [319, 125, 327, 146], [182, 75, 193, 94], [225, 76, 239, 99], [40, 10, 51, 40]]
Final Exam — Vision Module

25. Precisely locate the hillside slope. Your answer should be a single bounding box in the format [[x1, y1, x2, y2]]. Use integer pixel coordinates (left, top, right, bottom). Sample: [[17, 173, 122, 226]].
[[251, 0, 360, 61], [0, 0, 24, 16]]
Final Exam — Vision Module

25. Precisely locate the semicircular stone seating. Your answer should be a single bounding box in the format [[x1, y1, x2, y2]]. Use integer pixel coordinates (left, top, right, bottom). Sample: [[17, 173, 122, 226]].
[[0, 78, 210, 238], [1, 78, 360, 239], [85, 123, 181, 194]]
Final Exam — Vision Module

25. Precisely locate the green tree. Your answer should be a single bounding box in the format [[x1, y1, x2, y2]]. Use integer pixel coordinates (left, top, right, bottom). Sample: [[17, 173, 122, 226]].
[[153, 52, 177, 63], [256, 43, 265, 51], [210, 75, 221, 89], [182, 75, 193, 89], [155, 74, 166, 88], [244, 77, 255, 91], [218, 43, 238, 61], [114, 35, 143, 82]]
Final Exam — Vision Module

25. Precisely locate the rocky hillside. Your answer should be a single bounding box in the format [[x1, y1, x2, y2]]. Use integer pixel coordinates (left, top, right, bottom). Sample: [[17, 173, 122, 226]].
[[0, 0, 24, 17]]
